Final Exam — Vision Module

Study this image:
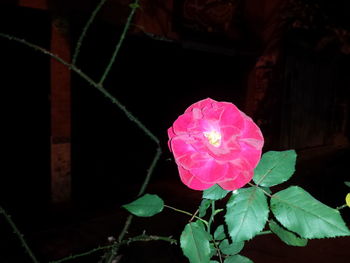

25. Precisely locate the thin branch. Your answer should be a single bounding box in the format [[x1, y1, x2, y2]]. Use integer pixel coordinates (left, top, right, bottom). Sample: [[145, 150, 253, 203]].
[[137, 147, 162, 197], [126, 233, 177, 245], [98, 0, 140, 85], [336, 204, 347, 210], [116, 147, 162, 243], [0, 32, 159, 145], [51, 233, 176, 263], [164, 205, 209, 227], [0, 206, 40, 263], [50, 245, 114, 263], [256, 230, 272, 236], [72, 0, 109, 65]]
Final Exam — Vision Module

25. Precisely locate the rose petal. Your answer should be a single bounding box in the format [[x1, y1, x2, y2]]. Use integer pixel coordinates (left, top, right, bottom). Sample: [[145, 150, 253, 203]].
[[172, 112, 194, 135], [219, 104, 245, 130], [178, 166, 215, 190], [218, 169, 253, 190], [189, 159, 228, 183], [185, 98, 215, 113]]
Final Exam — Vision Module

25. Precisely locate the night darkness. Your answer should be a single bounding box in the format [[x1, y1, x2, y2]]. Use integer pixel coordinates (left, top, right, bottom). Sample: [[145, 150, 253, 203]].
[[0, 1, 350, 262]]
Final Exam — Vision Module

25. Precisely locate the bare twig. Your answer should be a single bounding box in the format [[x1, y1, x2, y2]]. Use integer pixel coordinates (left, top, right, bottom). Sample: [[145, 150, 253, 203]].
[[0, 206, 40, 263], [99, 0, 140, 85], [72, 0, 109, 65]]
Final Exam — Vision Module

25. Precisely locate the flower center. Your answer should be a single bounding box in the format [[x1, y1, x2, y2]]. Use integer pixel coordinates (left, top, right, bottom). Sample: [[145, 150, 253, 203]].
[[203, 130, 221, 147]]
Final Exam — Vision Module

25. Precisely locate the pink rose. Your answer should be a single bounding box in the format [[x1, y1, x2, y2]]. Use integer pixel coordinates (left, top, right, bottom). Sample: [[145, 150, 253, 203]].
[[168, 98, 264, 191]]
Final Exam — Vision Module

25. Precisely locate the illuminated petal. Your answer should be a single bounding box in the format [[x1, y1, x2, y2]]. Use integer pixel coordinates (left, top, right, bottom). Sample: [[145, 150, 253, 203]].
[[178, 166, 215, 190], [190, 159, 228, 183]]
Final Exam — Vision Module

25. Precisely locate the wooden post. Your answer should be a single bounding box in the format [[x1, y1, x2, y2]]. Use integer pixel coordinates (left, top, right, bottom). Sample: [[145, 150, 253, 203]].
[[50, 17, 71, 203], [19, 0, 48, 10]]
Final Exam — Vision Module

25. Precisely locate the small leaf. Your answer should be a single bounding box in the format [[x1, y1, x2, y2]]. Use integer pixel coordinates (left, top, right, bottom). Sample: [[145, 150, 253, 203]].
[[180, 222, 211, 263], [269, 220, 307, 246], [122, 194, 164, 217], [203, 184, 230, 200], [346, 193, 350, 208], [345, 181, 350, 188], [253, 150, 297, 187], [214, 225, 226, 241], [271, 186, 350, 238], [224, 254, 254, 263], [199, 199, 211, 217], [219, 239, 244, 255], [225, 187, 269, 242]]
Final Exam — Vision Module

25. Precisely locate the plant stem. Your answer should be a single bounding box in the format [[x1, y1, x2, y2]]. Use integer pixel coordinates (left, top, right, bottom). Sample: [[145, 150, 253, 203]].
[[50, 245, 114, 263], [207, 200, 215, 233], [0, 206, 40, 263], [164, 205, 209, 227], [336, 204, 347, 210], [98, 0, 140, 85], [0, 32, 160, 145], [72, 0, 108, 65], [256, 230, 272, 236]]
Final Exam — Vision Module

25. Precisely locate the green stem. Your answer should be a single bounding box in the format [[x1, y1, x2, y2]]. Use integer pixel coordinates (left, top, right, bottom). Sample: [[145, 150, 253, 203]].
[[98, 0, 140, 85], [207, 200, 215, 233], [336, 204, 347, 210], [51, 234, 176, 263], [0, 206, 40, 263], [72, 0, 108, 65], [0, 32, 159, 145], [50, 245, 114, 263], [256, 230, 272, 236], [164, 205, 209, 227]]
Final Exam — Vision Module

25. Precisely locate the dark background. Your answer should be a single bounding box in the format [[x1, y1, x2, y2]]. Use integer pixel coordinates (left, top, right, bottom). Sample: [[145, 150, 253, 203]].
[[0, 1, 349, 262]]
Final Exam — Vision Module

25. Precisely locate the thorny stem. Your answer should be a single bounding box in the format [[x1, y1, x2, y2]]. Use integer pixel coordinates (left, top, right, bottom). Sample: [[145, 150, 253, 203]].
[[0, 33, 159, 145], [51, 234, 176, 263], [212, 238, 223, 263], [50, 245, 115, 263], [72, 0, 108, 65], [99, 0, 140, 85], [164, 205, 209, 227], [0, 206, 40, 263], [116, 147, 162, 243]]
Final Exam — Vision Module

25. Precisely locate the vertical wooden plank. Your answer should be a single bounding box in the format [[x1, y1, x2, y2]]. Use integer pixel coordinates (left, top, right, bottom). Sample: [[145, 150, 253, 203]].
[[19, 0, 48, 10], [50, 17, 71, 203]]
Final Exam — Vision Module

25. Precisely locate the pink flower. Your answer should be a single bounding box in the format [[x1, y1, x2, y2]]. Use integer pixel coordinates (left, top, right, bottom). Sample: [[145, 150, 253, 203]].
[[168, 98, 264, 191]]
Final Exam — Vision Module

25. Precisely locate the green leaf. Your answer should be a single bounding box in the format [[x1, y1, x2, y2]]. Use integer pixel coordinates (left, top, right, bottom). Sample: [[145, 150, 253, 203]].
[[345, 181, 350, 188], [219, 239, 244, 255], [122, 194, 164, 217], [203, 184, 230, 200], [269, 220, 308, 246], [253, 150, 297, 187], [180, 222, 211, 263], [214, 225, 226, 241], [225, 187, 269, 242], [199, 199, 211, 217], [271, 186, 350, 238], [224, 255, 253, 263]]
